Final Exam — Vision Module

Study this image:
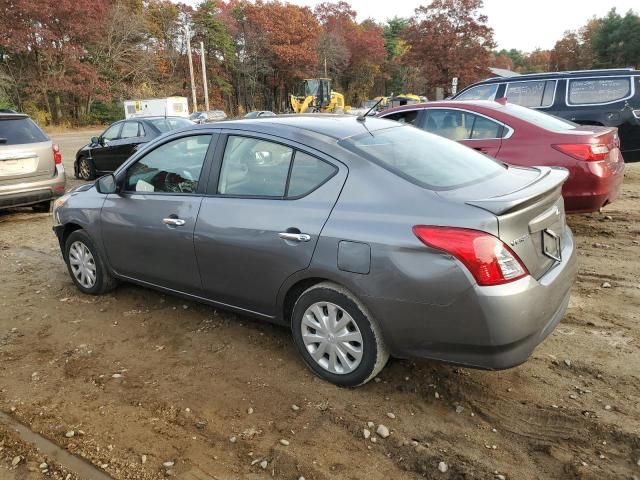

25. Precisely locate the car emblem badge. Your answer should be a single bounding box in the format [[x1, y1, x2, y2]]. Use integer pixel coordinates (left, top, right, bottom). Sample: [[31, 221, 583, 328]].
[[542, 228, 562, 262]]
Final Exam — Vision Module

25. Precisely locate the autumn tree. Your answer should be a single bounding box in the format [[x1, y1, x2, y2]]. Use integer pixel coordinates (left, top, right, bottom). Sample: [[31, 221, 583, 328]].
[[403, 0, 495, 96]]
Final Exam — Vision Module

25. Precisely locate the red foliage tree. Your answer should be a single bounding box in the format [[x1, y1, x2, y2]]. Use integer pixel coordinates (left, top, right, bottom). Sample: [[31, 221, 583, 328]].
[[403, 0, 495, 96]]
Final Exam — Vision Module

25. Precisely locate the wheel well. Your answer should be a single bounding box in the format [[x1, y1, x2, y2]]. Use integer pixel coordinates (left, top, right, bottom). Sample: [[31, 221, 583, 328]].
[[282, 277, 329, 324], [61, 223, 83, 249]]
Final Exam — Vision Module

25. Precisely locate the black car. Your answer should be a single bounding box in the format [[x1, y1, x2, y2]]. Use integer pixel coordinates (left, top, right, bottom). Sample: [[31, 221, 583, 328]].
[[453, 68, 640, 161], [75, 116, 193, 180]]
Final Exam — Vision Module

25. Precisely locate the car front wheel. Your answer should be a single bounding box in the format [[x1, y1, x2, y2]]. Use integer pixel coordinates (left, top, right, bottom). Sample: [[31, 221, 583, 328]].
[[64, 229, 117, 295], [291, 282, 389, 387], [77, 156, 96, 180]]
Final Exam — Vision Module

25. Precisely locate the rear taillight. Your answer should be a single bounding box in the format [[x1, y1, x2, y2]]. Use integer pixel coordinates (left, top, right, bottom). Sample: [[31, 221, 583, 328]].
[[552, 143, 610, 162], [52, 143, 62, 164], [412, 226, 528, 286]]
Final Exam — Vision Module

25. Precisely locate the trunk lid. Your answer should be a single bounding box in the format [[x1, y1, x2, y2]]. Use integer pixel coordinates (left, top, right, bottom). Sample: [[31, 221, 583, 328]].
[[438, 165, 569, 280]]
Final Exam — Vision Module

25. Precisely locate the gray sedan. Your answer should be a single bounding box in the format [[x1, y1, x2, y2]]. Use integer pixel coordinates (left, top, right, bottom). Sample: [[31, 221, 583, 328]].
[[52, 116, 577, 386]]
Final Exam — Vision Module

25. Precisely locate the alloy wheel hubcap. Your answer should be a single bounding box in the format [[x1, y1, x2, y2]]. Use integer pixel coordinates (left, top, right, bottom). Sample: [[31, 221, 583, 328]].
[[301, 301, 363, 375], [68, 241, 97, 288]]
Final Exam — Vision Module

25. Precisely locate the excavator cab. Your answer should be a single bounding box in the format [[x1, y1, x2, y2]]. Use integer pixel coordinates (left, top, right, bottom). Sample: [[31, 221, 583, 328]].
[[302, 78, 332, 108]]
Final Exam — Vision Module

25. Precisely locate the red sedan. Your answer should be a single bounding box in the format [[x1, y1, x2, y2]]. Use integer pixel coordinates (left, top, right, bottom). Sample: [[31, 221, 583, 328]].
[[378, 100, 625, 213]]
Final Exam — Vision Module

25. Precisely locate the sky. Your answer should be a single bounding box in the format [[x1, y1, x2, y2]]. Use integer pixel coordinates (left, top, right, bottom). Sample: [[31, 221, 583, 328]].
[[181, 0, 639, 52]]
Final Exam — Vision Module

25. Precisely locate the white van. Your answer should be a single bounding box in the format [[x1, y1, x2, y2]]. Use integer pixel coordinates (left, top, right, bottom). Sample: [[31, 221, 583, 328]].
[[123, 97, 189, 119]]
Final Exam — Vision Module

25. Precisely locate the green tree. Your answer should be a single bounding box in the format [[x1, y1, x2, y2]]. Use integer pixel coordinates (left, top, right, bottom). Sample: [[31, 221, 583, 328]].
[[591, 8, 640, 68]]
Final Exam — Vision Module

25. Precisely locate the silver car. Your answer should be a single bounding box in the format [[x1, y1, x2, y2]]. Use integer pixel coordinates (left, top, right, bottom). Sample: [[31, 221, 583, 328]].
[[52, 116, 577, 386], [1, 112, 66, 210]]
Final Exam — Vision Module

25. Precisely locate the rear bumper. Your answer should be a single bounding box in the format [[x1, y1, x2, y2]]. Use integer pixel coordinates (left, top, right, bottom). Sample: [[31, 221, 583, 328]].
[[564, 160, 625, 213], [367, 229, 578, 369], [0, 165, 66, 209]]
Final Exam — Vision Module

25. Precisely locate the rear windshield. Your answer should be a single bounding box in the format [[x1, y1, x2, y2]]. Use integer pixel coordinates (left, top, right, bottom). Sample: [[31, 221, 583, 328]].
[[148, 118, 193, 133], [339, 125, 505, 190], [0, 117, 48, 145], [502, 104, 577, 132]]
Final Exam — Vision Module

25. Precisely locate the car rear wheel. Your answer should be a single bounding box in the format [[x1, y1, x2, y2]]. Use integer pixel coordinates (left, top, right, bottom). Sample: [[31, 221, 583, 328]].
[[64, 230, 118, 295], [291, 282, 389, 387], [77, 156, 96, 181]]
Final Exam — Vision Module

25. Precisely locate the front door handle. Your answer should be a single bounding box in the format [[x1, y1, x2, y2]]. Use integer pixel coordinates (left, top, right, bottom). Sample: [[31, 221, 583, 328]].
[[279, 232, 311, 242], [163, 217, 186, 227]]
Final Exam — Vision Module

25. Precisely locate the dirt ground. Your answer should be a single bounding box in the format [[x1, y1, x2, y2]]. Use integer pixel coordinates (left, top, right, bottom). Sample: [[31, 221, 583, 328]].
[[0, 132, 639, 480]]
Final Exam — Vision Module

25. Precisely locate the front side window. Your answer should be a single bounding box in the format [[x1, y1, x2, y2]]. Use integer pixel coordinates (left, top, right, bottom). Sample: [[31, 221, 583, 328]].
[[102, 124, 121, 141], [124, 135, 212, 193], [568, 77, 631, 105], [506, 80, 556, 108], [287, 152, 337, 197], [218, 136, 293, 197], [120, 122, 139, 139], [339, 125, 505, 190], [455, 84, 499, 101], [383, 110, 419, 125]]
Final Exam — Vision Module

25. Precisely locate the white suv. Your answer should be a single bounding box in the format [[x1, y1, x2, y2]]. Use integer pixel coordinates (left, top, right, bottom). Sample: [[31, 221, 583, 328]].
[[0, 112, 66, 211]]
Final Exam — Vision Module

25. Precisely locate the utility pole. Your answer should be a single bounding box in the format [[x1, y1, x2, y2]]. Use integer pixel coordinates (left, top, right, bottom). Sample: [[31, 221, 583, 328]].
[[200, 41, 210, 111], [185, 24, 197, 113]]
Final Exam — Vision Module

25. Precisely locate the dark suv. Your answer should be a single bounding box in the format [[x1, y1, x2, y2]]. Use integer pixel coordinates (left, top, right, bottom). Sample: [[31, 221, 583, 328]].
[[453, 68, 640, 161]]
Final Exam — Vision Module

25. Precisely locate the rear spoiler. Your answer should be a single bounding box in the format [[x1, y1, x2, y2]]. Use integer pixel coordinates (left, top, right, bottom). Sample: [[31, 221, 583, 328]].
[[466, 167, 569, 215]]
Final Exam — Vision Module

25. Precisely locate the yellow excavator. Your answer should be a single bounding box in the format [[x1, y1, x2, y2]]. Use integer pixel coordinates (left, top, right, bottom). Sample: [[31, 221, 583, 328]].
[[289, 78, 350, 114]]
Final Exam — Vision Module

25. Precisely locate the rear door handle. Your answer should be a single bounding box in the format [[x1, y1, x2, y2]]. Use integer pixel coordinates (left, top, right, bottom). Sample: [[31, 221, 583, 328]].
[[279, 232, 311, 242], [163, 217, 186, 227]]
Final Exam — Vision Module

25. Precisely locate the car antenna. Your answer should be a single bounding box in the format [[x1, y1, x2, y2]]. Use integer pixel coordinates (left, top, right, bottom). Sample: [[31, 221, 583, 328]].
[[357, 93, 392, 122]]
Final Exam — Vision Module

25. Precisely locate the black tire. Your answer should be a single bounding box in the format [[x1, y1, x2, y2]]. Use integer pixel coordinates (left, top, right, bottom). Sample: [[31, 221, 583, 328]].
[[77, 156, 96, 180], [291, 282, 389, 387], [32, 200, 52, 212], [64, 229, 118, 295]]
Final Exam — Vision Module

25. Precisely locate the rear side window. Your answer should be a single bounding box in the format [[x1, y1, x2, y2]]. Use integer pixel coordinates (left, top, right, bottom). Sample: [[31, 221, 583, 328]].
[[218, 136, 293, 197], [120, 122, 139, 139], [568, 77, 631, 105], [423, 109, 505, 140], [455, 84, 498, 101], [0, 117, 48, 145], [339, 125, 505, 190], [287, 152, 336, 197], [506, 80, 556, 108]]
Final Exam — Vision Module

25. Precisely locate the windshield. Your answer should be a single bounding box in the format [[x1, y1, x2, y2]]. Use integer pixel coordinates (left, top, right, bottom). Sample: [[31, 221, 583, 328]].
[[339, 125, 506, 190], [149, 118, 193, 133], [502, 104, 577, 131]]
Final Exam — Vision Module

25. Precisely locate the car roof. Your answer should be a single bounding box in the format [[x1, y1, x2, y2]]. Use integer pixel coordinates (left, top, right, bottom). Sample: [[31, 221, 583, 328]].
[[461, 68, 639, 86], [0, 112, 28, 119], [206, 114, 395, 140]]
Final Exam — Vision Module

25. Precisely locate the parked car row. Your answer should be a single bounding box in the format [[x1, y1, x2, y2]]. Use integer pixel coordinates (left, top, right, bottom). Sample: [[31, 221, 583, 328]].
[[453, 68, 640, 162], [378, 100, 625, 213]]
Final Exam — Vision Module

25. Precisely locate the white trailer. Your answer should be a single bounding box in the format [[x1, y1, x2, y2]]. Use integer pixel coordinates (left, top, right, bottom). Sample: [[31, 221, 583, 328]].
[[123, 97, 189, 119]]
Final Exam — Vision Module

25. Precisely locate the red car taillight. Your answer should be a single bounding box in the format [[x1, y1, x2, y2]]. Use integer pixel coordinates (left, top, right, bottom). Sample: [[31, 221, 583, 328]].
[[412, 226, 529, 286], [552, 143, 611, 162], [52, 143, 62, 164]]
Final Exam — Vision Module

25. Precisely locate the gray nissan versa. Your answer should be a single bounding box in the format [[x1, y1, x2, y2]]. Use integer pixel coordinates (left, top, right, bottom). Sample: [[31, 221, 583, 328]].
[[52, 115, 577, 386]]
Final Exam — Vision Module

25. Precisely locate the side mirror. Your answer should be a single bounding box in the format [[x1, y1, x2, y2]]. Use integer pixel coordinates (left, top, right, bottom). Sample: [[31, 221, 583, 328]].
[[95, 174, 118, 194]]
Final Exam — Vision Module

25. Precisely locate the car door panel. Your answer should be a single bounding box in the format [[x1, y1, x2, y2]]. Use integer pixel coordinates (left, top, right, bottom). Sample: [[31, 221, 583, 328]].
[[100, 133, 217, 292], [91, 123, 122, 172], [194, 133, 347, 316]]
